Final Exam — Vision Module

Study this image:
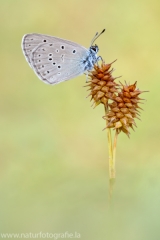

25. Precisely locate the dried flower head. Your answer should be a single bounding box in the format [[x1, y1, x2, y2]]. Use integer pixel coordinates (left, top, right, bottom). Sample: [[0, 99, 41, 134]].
[[86, 60, 119, 107], [86, 61, 146, 137], [104, 81, 145, 137]]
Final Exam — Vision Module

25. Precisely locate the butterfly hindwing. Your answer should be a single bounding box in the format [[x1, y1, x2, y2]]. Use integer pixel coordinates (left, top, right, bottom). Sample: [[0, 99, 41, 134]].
[[30, 42, 87, 84]]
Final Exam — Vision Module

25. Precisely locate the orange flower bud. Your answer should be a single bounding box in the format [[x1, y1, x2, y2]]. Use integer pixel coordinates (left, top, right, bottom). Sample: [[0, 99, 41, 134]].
[[125, 113, 133, 119], [115, 97, 123, 102], [92, 78, 99, 84], [101, 86, 109, 93], [116, 112, 124, 118], [123, 98, 131, 103], [120, 117, 128, 125], [120, 108, 129, 114], [118, 103, 126, 108], [93, 85, 102, 91], [107, 82, 115, 87], [102, 75, 110, 80], [97, 81, 107, 86], [102, 63, 111, 72], [123, 92, 131, 98], [96, 91, 105, 100], [96, 73, 104, 79], [112, 107, 120, 113], [125, 103, 133, 108], [101, 97, 108, 105], [114, 121, 122, 128], [107, 111, 115, 117]]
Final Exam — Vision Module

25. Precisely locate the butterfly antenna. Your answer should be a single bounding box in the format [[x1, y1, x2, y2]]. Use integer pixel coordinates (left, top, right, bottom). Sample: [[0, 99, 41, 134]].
[[91, 29, 105, 46]]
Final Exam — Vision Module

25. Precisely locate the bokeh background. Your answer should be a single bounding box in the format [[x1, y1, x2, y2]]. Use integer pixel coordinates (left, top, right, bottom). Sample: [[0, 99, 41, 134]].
[[0, 0, 160, 239]]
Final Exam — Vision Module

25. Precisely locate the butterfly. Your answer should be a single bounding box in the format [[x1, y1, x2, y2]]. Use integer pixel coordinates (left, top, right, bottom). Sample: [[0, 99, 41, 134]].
[[21, 29, 105, 85]]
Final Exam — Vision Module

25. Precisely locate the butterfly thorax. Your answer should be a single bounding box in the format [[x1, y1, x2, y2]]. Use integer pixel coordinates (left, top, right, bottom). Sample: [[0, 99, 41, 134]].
[[83, 45, 99, 71]]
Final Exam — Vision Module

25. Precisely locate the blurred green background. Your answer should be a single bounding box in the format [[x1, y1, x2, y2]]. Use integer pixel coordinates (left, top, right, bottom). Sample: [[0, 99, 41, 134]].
[[0, 0, 160, 239]]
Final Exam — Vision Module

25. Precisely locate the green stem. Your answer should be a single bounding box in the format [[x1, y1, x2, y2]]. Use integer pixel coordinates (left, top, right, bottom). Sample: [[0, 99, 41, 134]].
[[104, 105, 113, 179], [113, 130, 118, 176], [104, 105, 118, 205]]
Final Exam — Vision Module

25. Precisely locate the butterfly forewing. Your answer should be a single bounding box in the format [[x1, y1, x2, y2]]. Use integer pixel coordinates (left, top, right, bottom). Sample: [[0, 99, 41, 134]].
[[22, 33, 89, 83]]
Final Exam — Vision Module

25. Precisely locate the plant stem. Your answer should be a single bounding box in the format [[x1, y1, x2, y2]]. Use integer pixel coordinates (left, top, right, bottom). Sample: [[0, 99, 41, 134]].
[[113, 130, 118, 176], [104, 105, 117, 205], [104, 105, 113, 179]]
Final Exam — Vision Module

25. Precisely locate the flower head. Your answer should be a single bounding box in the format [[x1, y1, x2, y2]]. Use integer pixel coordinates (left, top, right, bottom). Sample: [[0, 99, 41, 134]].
[[104, 81, 145, 137], [86, 60, 119, 107], [86, 61, 146, 137]]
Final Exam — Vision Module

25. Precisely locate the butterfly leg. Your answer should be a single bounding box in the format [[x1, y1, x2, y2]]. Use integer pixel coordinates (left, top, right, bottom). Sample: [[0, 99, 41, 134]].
[[97, 56, 104, 63], [96, 56, 104, 67]]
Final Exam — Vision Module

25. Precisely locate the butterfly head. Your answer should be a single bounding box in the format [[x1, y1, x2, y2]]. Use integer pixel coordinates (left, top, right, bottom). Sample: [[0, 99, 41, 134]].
[[90, 44, 99, 54]]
